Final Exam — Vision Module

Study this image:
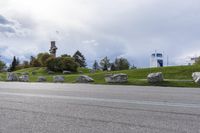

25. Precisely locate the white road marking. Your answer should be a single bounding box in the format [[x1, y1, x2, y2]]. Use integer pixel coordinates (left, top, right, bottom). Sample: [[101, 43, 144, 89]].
[[0, 92, 199, 108]]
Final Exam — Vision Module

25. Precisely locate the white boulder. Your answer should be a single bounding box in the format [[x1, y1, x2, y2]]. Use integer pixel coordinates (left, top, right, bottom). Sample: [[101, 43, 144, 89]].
[[192, 72, 200, 84], [53, 75, 65, 83], [7, 73, 19, 81], [19, 75, 29, 82], [147, 72, 163, 83], [37, 76, 47, 82], [105, 73, 128, 83], [76, 75, 94, 83]]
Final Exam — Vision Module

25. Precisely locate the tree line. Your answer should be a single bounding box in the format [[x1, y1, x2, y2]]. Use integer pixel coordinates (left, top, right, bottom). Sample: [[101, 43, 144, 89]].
[[0, 50, 136, 72], [93, 56, 136, 71], [7, 50, 86, 72]]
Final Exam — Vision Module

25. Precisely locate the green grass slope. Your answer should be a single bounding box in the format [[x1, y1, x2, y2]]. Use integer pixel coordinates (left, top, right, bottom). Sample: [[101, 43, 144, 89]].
[[0, 65, 200, 87]]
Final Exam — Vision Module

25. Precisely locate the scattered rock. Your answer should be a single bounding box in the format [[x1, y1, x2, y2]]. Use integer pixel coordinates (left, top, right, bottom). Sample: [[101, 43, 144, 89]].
[[76, 75, 94, 83], [192, 72, 200, 84], [7, 73, 19, 81], [105, 73, 128, 83], [147, 72, 163, 83], [63, 71, 72, 74], [19, 75, 29, 82], [37, 76, 47, 82], [48, 71, 55, 74], [53, 75, 64, 83]]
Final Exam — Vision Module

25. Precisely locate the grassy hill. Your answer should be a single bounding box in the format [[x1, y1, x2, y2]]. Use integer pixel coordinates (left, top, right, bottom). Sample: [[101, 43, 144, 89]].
[[0, 65, 200, 87]]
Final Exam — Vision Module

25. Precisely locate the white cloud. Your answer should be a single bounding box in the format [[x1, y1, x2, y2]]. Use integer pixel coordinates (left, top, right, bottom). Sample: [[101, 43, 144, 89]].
[[0, 0, 200, 67]]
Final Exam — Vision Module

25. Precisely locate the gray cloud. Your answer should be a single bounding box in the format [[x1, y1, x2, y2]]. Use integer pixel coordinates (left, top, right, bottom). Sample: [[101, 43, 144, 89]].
[[0, 0, 200, 67], [0, 15, 16, 34], [0, 15, 13, 25], [0, 14, 32, 38], [0, 25, 15, 33]]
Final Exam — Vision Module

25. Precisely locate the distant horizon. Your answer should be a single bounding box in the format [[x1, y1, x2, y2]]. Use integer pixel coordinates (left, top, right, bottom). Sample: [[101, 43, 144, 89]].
[[1, 42, 195, 69], [0, 40, 198, 68]]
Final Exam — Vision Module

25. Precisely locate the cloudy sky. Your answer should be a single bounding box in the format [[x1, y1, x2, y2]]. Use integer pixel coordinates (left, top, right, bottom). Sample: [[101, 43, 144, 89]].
[[0, 0, 200, 67]]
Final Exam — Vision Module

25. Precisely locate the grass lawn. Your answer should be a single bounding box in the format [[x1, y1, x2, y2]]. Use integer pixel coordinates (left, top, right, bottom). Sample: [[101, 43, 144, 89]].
[[0, 65, 200, 87]]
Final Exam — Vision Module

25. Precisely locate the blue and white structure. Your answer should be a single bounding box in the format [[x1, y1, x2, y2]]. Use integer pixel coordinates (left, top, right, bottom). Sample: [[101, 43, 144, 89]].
[[150, 51, 164, 67]]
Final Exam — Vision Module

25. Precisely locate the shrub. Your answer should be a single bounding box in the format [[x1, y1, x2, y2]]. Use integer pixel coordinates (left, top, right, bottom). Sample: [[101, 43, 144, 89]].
[[0, 60, 6, 71], [30, 56, 41, 67], [61, 57, 79, 72], [37, 53, 52, 66], [30, 58, 41, 67], [46, 57, 78, 72]]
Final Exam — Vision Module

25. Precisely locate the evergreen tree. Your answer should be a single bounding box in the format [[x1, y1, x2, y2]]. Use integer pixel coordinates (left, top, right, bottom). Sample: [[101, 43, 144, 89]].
[[93, 60, 99, 70], [73, 50, 86, 67], [114, 58, 130, 70], [10, 56, 17, 71], [110, 63, 117, 71], [100, 56, 111, 71]]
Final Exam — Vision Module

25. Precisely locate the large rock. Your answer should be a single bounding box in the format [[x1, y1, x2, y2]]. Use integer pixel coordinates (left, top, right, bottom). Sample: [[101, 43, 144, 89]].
[[147, 72, 163, 83], [19, 75, 29, 82], [53, 75, 65, 83], [63, 71, 72, 74], [7, 73, 19, 81], [76, 75, 94, 83], [105, 73, 128, 83], [192, 72, 200, 84], [37, 76, 47, 82]]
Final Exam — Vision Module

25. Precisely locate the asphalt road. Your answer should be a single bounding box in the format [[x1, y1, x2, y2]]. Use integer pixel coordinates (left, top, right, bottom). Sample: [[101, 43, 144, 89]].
[[0, 82, 199, 133]]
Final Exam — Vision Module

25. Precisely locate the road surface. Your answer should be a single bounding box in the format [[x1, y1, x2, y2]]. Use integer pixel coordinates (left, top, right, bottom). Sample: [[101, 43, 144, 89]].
[[0, 82, 199, 133]]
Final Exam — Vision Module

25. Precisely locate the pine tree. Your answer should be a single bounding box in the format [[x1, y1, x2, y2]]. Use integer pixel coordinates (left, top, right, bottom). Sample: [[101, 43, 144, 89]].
[[93, 60, 99, 70], [110, 63, 117, 71], [114, 58, 130, 70], [10, 56, 17, 71], [73, 50, 86, 67], [100, 56, 111, 71]]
